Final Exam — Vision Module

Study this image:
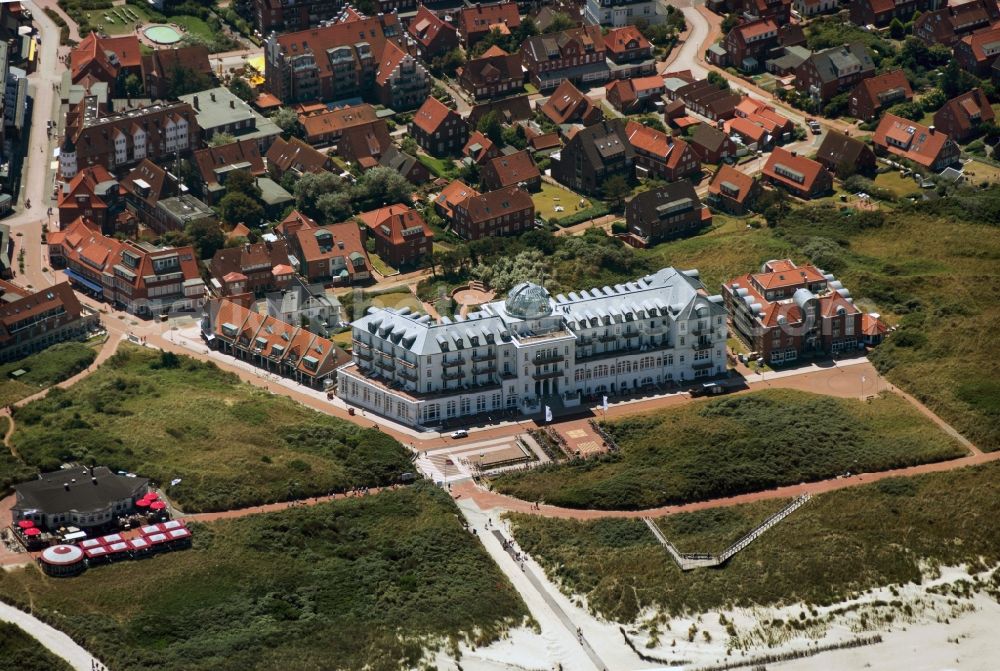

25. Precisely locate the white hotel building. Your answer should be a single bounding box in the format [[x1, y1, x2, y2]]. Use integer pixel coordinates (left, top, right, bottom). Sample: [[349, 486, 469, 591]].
[[337, 268, 728, 428]]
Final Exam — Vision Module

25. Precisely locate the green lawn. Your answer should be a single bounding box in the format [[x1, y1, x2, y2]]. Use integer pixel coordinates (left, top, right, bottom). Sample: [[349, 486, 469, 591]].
[[339, 288, 422, 321], [533, 182, 590, 221], [492, 389, 965, 510], [417, 153, 458, 179], [0, 341, 97, 407], [509, 461, 1000, 622], [4, 345, 412, 512], [0, 622, 72, 671], [873, 170, 921, 198], [0, 485, 529, 671], [368, 252, 398, 276]]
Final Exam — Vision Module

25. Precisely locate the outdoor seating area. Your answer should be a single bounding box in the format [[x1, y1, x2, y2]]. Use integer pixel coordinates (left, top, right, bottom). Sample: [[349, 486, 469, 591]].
[[40, 520, 193, 577]]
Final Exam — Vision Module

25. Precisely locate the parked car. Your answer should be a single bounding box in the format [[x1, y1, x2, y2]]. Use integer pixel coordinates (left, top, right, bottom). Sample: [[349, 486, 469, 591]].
[[450, 429, 469, 439]]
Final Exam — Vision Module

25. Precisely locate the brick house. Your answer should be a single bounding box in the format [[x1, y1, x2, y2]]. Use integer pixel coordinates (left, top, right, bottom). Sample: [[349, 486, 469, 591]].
[[603, 26, 656, 79], [933, 88, 996, 142], [848, 69, 912, 122], [707, 164, 761, 215], [872, 114, 960, 171], [605, 76, 666, 114], [688, 125, 738, 165], [374, 41, 431, 111], [69, 34, 142, 92], [914, 0, 999, 47], [434, 180, 480, 221], [408, 5, 460, 58], [481, 150, 541, 191], [794, 43, 875, 104], [0, 282, 99, 363], [411, 97, 468, 156], [722, 18, 779, 71], [141, 45, 213, 100], [540, 80, 604, 126], [814, 130, 877, 178], [761, 147, 833, 198], [266, 136, 334, 181], [357, 204, 434, 268], [458, 2, 521, 48], [192, 139, 267, 205], [299, 104, 383, 146], [625, 181, 712, 244], [456, 46, 523, 100], [850, 0, 942, 27], [625, 120, 701, 183], [291, 223, 371, 284], [209, 240, 295, 297], [955, 27, 1000, 76], [57, 165, 121, 233], [520, 26, 610, 92], [723, 259, 865, 365], [452, 185, 535, 240], [550, 119, 634, 195]]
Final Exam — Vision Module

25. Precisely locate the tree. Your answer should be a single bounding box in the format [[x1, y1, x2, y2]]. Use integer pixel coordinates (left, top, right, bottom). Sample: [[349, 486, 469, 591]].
[[218, 192, 264, 227], [228, 76, 254, 102], [638, 115, 666, 133], [822, 92, 851, 119], [707, 71, 729, 90], [757, 188, 790, 227], [885, 101, 923, 121], [543, 12, 575, 34], [472, 249, 546, 293], [124, 73, 143, 98], [602, 175, 630, 209], [941, 58, 978, 99], [431, 48, 466, 78], [889, 18, 906, 40], [400, 136, 419, 155], [352, 167, 412, 211], [721, 13, 740, 34], [185, 218, 226, 260], [315, 192, 354, 222], [295, 172, 347, 218], [166, 65, 213, 98], [209, 132, 237, 147], [225, 170, 262, 199], [271, 107, 303, 139], [501, 124, 527, 150], [477, 111, 503, 144]]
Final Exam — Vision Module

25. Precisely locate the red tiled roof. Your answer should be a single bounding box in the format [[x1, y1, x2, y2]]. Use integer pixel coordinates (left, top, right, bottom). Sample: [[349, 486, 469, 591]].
[[435, 180, 480, 218], [376, 41, 410, 86], [762, 147, 828, 193], [485, 150, 539, 188], [357, 204, 433, 246], [412, 97, 457, 134], [274, 15, 398, 81], [300, 104, 380, 140], [603, 25, 651, 55], [872, 113, 954, 168], [409, 5, 456, 48], [854, 69, 912, 107], [708, 165, 755, 204]]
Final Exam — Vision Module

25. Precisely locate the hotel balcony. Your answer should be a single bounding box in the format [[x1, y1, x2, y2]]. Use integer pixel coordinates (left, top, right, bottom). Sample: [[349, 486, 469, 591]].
[[691, 326, 716, 337], [375, 359, 395, 372], [471, 351, 494, 362], [598, 333, 617, 343], [576, 336, 593, 346], [399, 368, 417, 381], [473, 363, 497, 375], [532, 369, 563, 381], [356, 349, 373, 361], [397, 357, 417, 369], [442, 369, 465, 381], [532, 352, 564, 365], [442, 357, 466, 368], [693, 339, 714, 351]]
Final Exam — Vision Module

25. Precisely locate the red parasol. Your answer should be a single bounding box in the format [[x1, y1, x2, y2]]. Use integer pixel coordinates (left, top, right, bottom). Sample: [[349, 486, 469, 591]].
[[23, 527, 41, 536], [144, 492, 160, 501], [17, 520, 34, 529], [135, 499, 151, 508], [149, 501, 167, 511]]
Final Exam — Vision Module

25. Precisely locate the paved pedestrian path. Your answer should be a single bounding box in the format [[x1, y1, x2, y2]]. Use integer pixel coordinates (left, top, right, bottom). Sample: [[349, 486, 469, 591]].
[[0, 601, 99, 670]]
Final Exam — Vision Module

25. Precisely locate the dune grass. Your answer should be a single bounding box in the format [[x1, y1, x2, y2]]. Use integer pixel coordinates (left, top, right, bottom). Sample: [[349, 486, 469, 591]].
[[5, 345, 412, 512], [509, 461, 1000, 622], [492, 389, 965, 510], [0, 341, 97, 407], [0, 484, 529, 671], [0, 621, 72, 671]]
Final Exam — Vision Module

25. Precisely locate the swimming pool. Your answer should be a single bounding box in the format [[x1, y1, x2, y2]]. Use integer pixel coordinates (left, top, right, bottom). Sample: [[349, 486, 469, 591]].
[[143, 25, 182, 45]]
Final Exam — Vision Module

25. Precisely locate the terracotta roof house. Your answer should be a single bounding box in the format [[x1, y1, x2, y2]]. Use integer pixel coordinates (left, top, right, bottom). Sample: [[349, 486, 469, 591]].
[[57, 165, 121, 232], [192, 139, 266, 205], [203, 297, 348, 388], [408, 5, 459, 58], [721, 18, 780, 71], [468, 94, 532, 127], [872, 114, 960, 171], [209, 240, 294, 296], [762, 148, 832, 198], [605, 76, 665, 114], [118, 160, 213, 235], [540, 80, 604, 126], [458, 2, 521, 48], [53, 218, 205, 316], [914, 0, 999, 47], [688, 124, 738, 164], [141, 45, 213, 100], [0, 282, 99, 363], [933, 88, 996, 142], [462, 131, 501, 165], [291, 222, 371, 284], [624, 181, 712, 245], [411, 97, 468, 156], [848, 69, 912, 122], [263, 13, 401, 104], [551, 119, 635, 195], [723, 258, 865, 365], [434, 180, 480, 220], [603, 25, 655, 79], [452, 185, 535, 240], [59, 97, 198, 179], [739, 0, 792, 24], [733, 98, 794, 139], [666, 78, 743, 120], [299, 104, 382, 146], [481, 150, 541, 191], [794, 43, 875, 103], [707, 164, 761, 215], [266, 136, 334, 180], [520, 26, 610, 91], [337, 122, 392, 169], [249, 0, 340, 34], [374, 40, 431, 111], [850, 0, 942, 28], [357, 204, 433, 268], [379, 146, 431, 185], [457, 46, 523, 100], [625, 120, 701, 183], [275, 209, 319, 237], [955, 27, 1000, 75], [527, 130, 561, 152], [793, 0, 839, 17], [814, 130, 877, 177], [69, 34, 141, 90]]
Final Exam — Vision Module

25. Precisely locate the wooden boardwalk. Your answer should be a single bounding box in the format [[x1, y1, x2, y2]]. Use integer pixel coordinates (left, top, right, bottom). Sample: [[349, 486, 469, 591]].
[[643, 494, 812, 571]]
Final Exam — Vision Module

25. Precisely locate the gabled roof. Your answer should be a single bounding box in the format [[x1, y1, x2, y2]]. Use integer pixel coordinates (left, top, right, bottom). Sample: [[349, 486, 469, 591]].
[[193, 139, 266, 190], [462, 131, 498, 162], [294, 222, 370, 275], [459, 2, 521, 36], [522, 25, 606, 64], [725, 115, 768, 143], [873, 113, 955, 168], [435, 180, 480, 218], [934, 88, 996, 136], [853, 69, 912, 108], [210, 240, 292, 282], [357, 204, 433, 246], [485, 150, 540, 188], [690, 124, 730, 153], [300, 104, 381, 139], [459, 46, 522, 85], [541, 80, 600, 125], [762, 147, 828, 192], [457, 185, 533, 223], [273, 14, 398, 80], [266, 136, 331, 175], [815, 130, 873, 169], [120, 159, 171, 206], [624, 120, 692, 170], [409, 5, 457, 48], [275, 210, 319, 237], [375, 41, 411, 86], [708, 164, 756, 204], [70, 34, 141, 83], [412, 96, 459, 134], [141, 45, 212, 82], [603, 25, 652, 55], [57, 165, 117, 212], [959, 27, 1000, 62], [804, 43, 874, 84]]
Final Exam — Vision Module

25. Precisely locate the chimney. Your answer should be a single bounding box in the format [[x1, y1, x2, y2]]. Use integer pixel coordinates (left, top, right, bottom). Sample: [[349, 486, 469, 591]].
[[929, 125, 935, 134], [230, 99, 235, 109], [63, 483, 70, 491], [92, 477, 98, 485], [193, 95, 199, 110]]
